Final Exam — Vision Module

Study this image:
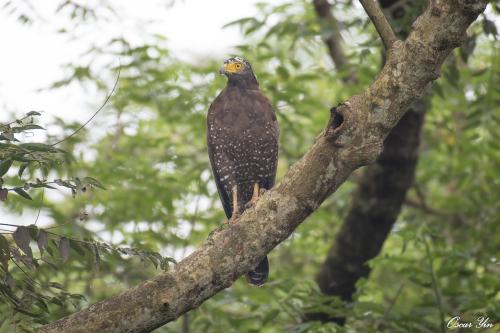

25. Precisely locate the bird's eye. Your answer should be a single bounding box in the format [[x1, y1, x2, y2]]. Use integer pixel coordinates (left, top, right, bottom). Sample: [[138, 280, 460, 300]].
[[235, 63, 242, 69]]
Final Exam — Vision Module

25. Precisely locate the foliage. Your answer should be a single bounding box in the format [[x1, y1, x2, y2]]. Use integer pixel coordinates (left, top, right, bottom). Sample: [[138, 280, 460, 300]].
[[1, 0, 499, 332], [0, 110, 174, 328]]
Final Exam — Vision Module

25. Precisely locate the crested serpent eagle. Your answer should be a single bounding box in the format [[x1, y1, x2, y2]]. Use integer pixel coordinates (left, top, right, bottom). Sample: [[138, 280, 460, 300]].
[[207, 57, 279, 286]]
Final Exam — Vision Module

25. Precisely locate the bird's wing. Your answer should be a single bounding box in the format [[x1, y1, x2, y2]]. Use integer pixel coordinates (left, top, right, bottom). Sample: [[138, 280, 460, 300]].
[[256, 92, 280, 190], [207, 99, 232, 219]]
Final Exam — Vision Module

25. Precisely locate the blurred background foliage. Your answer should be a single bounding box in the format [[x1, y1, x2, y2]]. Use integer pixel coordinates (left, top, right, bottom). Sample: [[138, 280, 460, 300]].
[[0, 0, 499, 332]]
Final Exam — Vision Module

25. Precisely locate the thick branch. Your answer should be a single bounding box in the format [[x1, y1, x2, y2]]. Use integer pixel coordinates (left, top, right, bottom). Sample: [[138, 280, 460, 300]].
[[359, 0, 397, 49], [38, 1, 487, 332]]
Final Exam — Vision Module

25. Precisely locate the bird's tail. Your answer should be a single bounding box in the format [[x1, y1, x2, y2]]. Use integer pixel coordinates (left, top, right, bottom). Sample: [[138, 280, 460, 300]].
[[245, 256, 269, 286]]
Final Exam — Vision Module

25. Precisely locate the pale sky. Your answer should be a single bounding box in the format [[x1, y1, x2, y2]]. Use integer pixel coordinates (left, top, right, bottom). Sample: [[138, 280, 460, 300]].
[[0, 0, 263, 123]]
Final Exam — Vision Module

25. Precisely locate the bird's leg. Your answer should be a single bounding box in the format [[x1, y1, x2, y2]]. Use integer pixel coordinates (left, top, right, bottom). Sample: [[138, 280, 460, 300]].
[[227, 185, 239, 224], [245, 183, 260, 209]]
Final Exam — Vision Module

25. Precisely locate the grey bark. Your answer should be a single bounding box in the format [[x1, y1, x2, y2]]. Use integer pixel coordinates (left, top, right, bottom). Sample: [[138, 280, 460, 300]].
[[38, 1, 488, 332]]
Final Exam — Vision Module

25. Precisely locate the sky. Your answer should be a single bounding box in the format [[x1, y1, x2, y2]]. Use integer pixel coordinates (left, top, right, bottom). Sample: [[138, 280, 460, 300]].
[[0, 0, 262, 124], [0, 0, 264, 231]]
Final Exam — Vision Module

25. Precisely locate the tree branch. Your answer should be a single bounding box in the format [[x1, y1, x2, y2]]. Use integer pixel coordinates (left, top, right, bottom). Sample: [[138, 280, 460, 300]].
[[38, 1, 487, 332], [313, 0, 357, 83], [359, 0, 397, 49]]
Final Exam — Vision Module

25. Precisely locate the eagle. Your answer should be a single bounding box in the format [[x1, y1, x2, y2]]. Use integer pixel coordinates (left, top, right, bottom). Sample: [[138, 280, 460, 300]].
[[207, 57, 279, 286]]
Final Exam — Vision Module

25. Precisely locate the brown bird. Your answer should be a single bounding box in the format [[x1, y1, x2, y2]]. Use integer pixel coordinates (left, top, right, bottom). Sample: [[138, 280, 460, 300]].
[[207, 57, 279, 286]]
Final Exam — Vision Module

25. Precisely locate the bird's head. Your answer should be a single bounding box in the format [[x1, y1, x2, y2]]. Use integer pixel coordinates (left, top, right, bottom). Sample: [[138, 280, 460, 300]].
[[219, 57, 252, 76], [219, 57, 258, 88]]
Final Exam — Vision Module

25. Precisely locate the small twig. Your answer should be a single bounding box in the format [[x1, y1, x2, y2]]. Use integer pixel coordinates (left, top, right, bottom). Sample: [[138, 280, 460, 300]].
[[413, 182, 427, 204], [51, 65, 121, 146], [359, 0, 397, 49], [7, 181, 58, 192], [34, 189, 44, 226], [10, 256, 42, 287], [0, 223, 24, 228], [404, 198, 449, 217], [0, 113, 33, 127], [384, 283, 404, 318], [45, 221, 73, 229], [406, 183, 450, 217], [424, 237, 446, 333]]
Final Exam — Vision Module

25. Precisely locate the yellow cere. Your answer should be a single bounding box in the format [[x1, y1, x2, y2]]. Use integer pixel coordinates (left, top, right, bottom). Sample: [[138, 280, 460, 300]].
[[224, 61, 244, 73]]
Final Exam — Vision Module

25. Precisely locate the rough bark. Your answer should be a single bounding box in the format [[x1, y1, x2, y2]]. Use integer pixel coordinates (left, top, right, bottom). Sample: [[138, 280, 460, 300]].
[[38, 1, 487, 332], [309, 0, 427, 323]]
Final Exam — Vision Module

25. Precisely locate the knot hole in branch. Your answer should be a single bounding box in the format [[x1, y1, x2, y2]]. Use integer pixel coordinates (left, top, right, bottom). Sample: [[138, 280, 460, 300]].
[[325, 104, 348, 143], [330, 107, 344, 129]]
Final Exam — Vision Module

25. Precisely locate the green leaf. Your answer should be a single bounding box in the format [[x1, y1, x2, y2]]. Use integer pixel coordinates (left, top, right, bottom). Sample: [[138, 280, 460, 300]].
[[0, 132, 15, 141], [11, 124, 45, 133], [276, 66, 289, 80], [37, 230, 48, 255], [483, 18, 498, 36], [82, 176, 106, 190], [49, 296, 64, 306], [5, 272, 15, 289], [0, 234, 10, 270], [222, 17, 259, 29], [48, 282, 63, 290], [35, 299, 49, 313], [18, 162, 29, 178], [69, 239, 85, 256], [0, 160, 13, 177], [13, 188, 32, 200], [263, 309, 280, 324], [58, 237, 70, 262], [18, 143, 58, 153], [0, 317, 12, 333], [93, 244, 101, 268], [12, 226, 33, 259], [0, 189, 7, 202], [27, 224, 39, 240], [69, 293, 87, 301]]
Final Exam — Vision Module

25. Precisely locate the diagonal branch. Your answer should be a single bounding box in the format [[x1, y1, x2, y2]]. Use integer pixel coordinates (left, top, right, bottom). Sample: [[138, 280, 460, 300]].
[[38, 1, 487, 332], [359, 0, 397, 49]]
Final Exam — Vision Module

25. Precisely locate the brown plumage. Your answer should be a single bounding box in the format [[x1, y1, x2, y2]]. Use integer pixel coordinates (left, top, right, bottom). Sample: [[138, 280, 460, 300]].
[[207, 57, 279, 286]]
